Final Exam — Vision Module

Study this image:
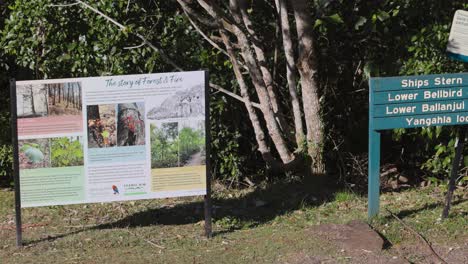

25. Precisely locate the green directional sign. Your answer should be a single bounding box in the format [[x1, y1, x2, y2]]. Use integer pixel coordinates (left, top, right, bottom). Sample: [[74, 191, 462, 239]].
[[370, 73, 468, 130], [368, 72, 468, 218]]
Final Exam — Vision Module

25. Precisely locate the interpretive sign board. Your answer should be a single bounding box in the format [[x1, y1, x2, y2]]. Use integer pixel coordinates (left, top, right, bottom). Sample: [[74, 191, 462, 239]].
[[447, 10, 468, 62], [368, 72, 468, 217], [12, 71, 209, 208]]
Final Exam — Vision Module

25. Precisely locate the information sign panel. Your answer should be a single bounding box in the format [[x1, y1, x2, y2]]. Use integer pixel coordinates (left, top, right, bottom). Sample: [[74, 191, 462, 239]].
[[13, 71, 208, 208]]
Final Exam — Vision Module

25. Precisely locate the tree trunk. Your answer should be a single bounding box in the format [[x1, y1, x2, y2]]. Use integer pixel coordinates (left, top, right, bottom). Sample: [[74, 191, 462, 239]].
[[275, 0, 305, 148], [66, 86, 69, 108], [52, 85, 56, 105], [220, 29, 278, 168], [291, 0, 325, 174], [72, 84, 75, 108], [78, 85, 82, 110], [234, 0, 292, 136], [29, 86, 36, 115], [87, 105, 100, 120]]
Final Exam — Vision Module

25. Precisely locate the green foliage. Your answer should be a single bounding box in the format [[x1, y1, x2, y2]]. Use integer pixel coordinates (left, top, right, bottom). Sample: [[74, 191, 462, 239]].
[[150, 123, 179, 168], [396, 1, 467, 182], [179, 126, 205, 163], [0, 1, 12, 186], [334, 191, 358, 203], [312, 0, 468, 185], [0, 145, 13, 178], [150, 122, 205, 168], [50, 137, 84, 167]]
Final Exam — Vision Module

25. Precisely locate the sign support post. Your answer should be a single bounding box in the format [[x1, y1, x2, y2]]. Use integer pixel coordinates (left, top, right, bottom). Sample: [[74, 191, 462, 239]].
[[203, 71, 212, 237], [442, 127, 466, 218], [368, 130, 381, 218], [368, 84, 381, 218], [10, 78, 22, 247]]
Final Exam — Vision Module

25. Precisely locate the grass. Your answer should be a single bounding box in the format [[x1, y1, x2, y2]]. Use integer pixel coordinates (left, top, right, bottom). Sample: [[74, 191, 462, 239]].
[[0, 180, 466, 264]]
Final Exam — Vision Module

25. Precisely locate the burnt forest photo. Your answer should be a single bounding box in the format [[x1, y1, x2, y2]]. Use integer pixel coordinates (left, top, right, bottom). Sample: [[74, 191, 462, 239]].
[[47, 82, 82, 116], [87, 104, 117, 148], [16, 84, 48, 118], [117, 102, 145, 146]]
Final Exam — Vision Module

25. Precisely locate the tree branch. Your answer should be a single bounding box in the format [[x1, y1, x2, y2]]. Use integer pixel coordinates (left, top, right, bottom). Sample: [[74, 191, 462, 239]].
[[57, 0, 183, 71], [178, 2, 230, 57], [176, 0, 218, 28], [48, 2, 80, 7], [210, 83, 261, 109]]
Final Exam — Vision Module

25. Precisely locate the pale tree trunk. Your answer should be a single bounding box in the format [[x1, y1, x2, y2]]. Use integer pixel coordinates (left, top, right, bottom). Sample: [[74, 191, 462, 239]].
[[220, 29, 277, 167], [233, 27, 295, 165], [195, 0, 295, 165], [275, 0, 305, 148], [177, 0, 326, 173], [233, 0, 292, 136], [291, 0, 325, 174]]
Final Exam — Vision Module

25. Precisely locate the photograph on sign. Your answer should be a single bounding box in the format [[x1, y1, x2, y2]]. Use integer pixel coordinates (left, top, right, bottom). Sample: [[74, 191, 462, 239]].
[[145, 82, 206, 193], [117, 102, 145, 146], [87, 104, 117, 148], [14, 71, 207, 207]]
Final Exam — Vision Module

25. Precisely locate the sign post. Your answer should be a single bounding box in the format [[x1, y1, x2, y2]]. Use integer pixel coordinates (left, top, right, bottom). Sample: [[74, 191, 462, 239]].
[[203, 71, 212, 237], [368, 73, 468, 218], [10, 79, 22, 247]]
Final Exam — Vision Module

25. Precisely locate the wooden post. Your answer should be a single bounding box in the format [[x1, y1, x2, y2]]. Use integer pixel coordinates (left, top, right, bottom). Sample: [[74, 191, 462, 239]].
[[10, 79, 23, 247]]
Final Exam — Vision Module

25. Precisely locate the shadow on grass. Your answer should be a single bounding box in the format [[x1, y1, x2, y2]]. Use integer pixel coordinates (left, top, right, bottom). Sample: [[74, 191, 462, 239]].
[[383, 198, 467, 221], [25, 176, 465, 246], [25, 176, 337, 244]]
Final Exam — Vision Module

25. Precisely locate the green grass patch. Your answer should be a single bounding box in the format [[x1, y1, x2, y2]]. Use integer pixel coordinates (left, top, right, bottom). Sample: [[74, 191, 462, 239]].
[[0, 183, 466, 263]]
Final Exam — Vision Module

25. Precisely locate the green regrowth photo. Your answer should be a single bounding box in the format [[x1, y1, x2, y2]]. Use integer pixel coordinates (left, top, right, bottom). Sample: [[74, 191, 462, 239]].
[[50, 136, 84, 167]]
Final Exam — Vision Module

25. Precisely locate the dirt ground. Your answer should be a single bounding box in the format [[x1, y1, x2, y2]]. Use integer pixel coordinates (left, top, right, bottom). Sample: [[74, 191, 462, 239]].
[[282, 222, 467, 264]]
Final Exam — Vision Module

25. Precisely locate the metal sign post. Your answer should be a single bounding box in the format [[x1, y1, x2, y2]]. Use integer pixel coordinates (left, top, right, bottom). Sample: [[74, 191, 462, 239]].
[[10, 79, 22, 247], [204, 71, 212, 237], [368, 73, 468, 218]]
